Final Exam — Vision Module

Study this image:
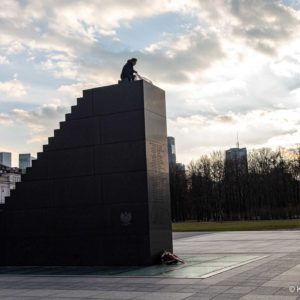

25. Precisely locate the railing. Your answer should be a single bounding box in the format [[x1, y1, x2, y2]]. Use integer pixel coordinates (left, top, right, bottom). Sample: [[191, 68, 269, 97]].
[[135, 73, 153, 84]]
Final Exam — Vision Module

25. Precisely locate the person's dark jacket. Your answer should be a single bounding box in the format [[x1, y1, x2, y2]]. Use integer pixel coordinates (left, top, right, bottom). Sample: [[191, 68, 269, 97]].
[[120, 60, 137, 81]]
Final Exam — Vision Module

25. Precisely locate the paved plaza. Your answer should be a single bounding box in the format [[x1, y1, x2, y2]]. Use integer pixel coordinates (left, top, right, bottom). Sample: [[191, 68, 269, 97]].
[[1, 230, 300, 299]]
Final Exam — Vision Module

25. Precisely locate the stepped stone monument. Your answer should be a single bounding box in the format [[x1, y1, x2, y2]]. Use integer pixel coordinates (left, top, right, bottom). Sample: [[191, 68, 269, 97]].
[[0, 80, 173, 266]]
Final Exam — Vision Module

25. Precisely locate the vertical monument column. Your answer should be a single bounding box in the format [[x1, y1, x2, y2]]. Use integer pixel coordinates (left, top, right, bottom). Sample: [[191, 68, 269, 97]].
[[143, 83, 173, 260], [0, 80, 172, 266]]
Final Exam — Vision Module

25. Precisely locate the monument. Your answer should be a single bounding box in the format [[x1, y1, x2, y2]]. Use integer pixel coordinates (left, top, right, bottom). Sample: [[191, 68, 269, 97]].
[[0, 80, 173, 266]]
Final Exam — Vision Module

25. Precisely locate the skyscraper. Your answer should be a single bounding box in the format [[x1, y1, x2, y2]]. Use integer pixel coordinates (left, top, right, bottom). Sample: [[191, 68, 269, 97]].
[[0, 152, 11, 167], [167, 136, 176, 167], [225, 147, 248, 176], [19, 153, 33, 172]]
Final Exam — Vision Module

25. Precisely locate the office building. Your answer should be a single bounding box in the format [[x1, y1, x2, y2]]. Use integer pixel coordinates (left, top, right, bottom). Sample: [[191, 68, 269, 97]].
[[225, 147, 248, 176], [0, 152, 11, 168], [167, 136, 176, 167], [19, 153, 33, 172]]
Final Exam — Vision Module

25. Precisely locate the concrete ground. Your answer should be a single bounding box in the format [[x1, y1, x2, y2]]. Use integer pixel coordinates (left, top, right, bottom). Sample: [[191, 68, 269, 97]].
[[1, 231, 300, 299]]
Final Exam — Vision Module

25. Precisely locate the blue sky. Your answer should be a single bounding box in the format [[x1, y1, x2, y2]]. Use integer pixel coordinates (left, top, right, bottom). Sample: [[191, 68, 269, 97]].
[[1, 0, 300, 166]]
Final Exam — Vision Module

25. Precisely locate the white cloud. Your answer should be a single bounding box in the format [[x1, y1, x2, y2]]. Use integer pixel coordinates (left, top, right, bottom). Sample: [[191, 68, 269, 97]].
[[7, 40, 25, 55], [194, 0, 300, 55], [141, 28, 224, 84], [11, 102, 68, 144], [58, 83, 95, 98], [0, 79, 27, 98], [0, 113, 12, 125], [12, 103, 68, 124], [0, 0, 22, 20], [0, 0, 192, 56], [40, 56, 79, 80], [270, 54, 300, 78], [0, 55, 9, 64]]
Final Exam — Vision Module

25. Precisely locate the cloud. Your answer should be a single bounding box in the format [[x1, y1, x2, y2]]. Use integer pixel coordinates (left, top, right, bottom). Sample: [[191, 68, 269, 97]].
[[0, 113, 12, 125], [10, 102, 69, 144], [1, 0, 298, 87], [58, 83, 95, 98], [194, 0, 300, 55], [12, 103, 68, 125], [0, 79, 27, 98], [7, 40, 25, 55], [142, 28, 224, 83], [41, 0, 191, 34], [40, 55, 79, 80], [230, 1, 299, 54], [270, 54, 300, 78], [0, 0, 190, 54], [0, 0, 22, 20], [0, 0, 222, 85], [214, 115, 236, 123], [0, 55, 9, 64]]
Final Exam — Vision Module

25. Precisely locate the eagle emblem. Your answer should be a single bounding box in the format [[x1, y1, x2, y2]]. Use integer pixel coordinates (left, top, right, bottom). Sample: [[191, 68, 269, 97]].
[[120, 211, 132, 226]]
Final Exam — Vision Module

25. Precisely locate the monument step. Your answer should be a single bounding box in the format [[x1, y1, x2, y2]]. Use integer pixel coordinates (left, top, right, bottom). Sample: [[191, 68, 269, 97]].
[[76, 97, 84, 105]]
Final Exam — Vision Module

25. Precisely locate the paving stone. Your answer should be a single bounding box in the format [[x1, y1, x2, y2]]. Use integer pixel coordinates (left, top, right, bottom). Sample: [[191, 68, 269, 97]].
[[49, 290, 105, 298], [275, 287, 300, 296], [263, 281, 300, 288], [0, 289, 31, 296], [238, 280, 265, 286], [185, 295, 210, 300], [213, 293, 245, 299], [0, 297, 52, 300], [199, 285, 231, 294], [179, 287, 209, 293], [240, 295, 299, 300], [223, 286, 257, 294], [0, 231, 300, 299], [157, 285, 187, 292], [91, 291, 148, 299], [19, 289, 71, 297], [134, 292, 193, 300], [249, 286, 282, 295]]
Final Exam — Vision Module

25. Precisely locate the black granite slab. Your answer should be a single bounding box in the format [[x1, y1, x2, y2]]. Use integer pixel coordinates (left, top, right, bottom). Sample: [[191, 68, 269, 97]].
[[0, 80, 172, 266]]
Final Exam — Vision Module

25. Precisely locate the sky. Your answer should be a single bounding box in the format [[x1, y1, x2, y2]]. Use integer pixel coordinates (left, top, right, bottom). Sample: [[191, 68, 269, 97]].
[[1, 0, 300, 167]]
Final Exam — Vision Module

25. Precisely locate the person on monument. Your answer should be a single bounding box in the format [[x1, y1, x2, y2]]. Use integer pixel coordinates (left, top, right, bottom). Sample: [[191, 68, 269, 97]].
[[120, 58, 138, 82]]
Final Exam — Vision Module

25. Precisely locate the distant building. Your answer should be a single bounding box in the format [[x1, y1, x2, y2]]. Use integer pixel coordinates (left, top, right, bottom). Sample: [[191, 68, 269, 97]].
[[0, 164, 21, 204], [19, 153, 33, 173], [0, 152, 11, 167], [167, 137, 176, 168], [225, 147, 248, 177]]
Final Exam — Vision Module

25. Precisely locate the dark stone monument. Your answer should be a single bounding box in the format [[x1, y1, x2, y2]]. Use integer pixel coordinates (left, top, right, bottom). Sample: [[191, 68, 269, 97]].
[[0, 80, 173, 266]]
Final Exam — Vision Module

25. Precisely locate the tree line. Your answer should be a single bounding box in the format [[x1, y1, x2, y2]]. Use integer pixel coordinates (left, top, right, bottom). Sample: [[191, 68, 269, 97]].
[[169, 147, 300, 222]]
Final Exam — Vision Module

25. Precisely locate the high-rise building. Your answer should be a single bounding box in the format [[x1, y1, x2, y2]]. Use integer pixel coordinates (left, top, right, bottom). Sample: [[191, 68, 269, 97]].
[[225, 147, 248, 176], [19, 153, 33, 172], [0, 152, 11, 167], [167, 136, 176, 167]]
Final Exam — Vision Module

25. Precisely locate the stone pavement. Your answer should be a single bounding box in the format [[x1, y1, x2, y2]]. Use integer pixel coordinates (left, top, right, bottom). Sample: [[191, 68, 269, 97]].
[[1, 230, 300, 299]]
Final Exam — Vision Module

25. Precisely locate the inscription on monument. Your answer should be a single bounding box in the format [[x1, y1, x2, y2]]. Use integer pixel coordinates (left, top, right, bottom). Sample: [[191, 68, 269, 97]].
[[148, 141, 168, 202]]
